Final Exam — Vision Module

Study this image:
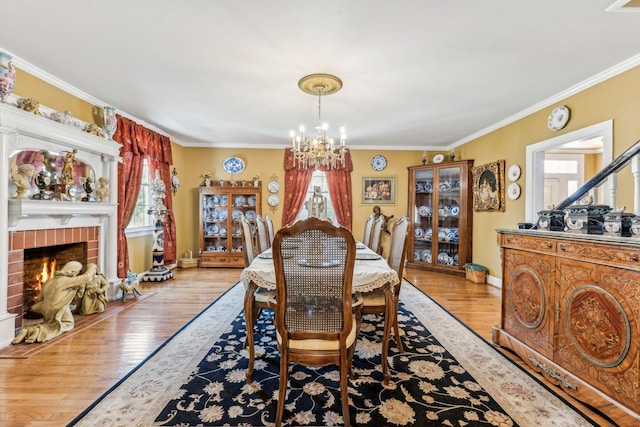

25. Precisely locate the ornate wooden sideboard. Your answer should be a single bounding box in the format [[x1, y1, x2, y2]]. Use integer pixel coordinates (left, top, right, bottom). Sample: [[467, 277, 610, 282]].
[[493, 229, 640, 425]]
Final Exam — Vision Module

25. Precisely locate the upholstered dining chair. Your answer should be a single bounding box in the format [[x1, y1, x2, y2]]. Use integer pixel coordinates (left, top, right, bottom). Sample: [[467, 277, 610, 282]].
[[271, 217, 361, 427], [265, 214, 275, 246], [369, 215, 384, 254], [255, 214, 271, 253], [361, 216, 409, 352], [362, 214, 374, 248], [240, 214, 275, 354]]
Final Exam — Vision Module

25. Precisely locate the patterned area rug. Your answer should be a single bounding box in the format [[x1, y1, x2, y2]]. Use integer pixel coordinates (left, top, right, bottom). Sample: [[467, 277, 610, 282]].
[[69, 282, 597, 427]]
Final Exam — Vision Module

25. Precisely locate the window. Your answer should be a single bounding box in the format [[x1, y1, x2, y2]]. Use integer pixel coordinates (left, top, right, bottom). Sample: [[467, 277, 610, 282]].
[[296, 170, 335, 221], [126, 158, 154, 232], [544, 159, 578, 174]]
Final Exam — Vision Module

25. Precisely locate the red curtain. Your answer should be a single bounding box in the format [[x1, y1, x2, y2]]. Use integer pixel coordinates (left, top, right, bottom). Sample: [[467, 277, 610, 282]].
[[282, 148, 353, 229], [282, 149, 313, 226], [114, 116, 175, 278], [325, 150, 353, 230]]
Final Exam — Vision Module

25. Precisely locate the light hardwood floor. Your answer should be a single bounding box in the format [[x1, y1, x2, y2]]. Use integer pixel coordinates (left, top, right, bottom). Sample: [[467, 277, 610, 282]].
[[0, 267, 614, 426]]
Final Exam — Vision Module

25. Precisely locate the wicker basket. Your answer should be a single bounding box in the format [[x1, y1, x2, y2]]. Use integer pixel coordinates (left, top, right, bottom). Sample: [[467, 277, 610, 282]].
[[178, 258, 199, 269], [465, 268, 486, 284]]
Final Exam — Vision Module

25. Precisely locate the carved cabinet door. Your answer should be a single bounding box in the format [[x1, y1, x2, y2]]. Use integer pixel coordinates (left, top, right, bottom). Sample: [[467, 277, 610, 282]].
[[502, 248, 555, 359], [554, 257, 640, 410]]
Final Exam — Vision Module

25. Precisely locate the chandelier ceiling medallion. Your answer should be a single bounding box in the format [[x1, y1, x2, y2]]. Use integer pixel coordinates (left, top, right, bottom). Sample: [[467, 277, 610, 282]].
[[290, 73, 347, 170]]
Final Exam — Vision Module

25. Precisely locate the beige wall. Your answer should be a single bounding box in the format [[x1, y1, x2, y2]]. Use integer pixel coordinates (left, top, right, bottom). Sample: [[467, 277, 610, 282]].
[[11, 63, 640, 281]]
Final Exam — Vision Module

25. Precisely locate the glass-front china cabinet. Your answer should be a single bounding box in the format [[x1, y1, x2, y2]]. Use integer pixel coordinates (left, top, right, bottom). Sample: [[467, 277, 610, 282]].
[[407, 160, 473, 276], [199, 182, 261, 267]]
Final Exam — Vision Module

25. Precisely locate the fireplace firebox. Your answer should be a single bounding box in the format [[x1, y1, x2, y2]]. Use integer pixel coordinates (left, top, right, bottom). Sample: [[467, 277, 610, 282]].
[[23, 243, 87, 319]]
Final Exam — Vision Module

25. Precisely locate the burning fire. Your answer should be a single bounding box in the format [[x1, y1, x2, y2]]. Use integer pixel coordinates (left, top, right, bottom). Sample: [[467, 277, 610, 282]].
[[26, 258, 57, 305]]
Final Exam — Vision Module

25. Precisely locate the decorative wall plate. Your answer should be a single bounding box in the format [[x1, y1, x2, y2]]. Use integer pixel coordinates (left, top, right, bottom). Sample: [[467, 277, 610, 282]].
[[222, 156, 245, 174], [432, 153, 445, 163], [268, 194, 280, 207], [508, 164, 521, 182], [371, 155, 387, 171], [268, 180, 280, 193], [548, 105, 570, 131], [507, 182, 521, 200]]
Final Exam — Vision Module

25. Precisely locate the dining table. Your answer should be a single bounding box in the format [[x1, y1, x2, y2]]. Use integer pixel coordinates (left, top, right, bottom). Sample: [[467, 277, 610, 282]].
[[240, 241, 399, 387]]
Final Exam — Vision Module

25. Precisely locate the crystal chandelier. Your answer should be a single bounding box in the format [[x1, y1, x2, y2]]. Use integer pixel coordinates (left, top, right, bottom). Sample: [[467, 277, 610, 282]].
[[290, 73, 347, 170]]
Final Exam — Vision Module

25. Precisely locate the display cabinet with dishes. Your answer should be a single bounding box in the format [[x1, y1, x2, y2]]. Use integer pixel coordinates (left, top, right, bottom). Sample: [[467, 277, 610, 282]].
[[199, 182, 261, 267], [407, 160, 474, 276]]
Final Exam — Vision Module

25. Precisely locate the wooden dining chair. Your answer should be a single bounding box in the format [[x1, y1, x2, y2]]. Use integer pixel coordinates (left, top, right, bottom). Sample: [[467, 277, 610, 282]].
[[255, 214, 271, 252], [265, 214, 275, 246], [361, 216, 409, 352], [240, 215, 275, 358], [362, 214, 374, 248], [369, 215, 384, 254], [271, 217, 361, 427], [240, 214, 256, 266]]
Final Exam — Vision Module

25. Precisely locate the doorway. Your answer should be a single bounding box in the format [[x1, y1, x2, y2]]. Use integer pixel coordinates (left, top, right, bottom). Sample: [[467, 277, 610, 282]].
[[525, 120, 613, 223]]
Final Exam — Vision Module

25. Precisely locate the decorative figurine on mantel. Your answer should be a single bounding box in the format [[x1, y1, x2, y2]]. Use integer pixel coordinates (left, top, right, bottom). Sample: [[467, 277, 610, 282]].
[[33, 169, 52, 200], [10, 163, 35, 199], [61, 149, 78, 185], [0, 50, 16, 103], [80, 176, 96, 201], [142, 171, 174, 283], [85, 123, 105, 138], [95, 177, 111, 202], [17, 97, 43, 116]]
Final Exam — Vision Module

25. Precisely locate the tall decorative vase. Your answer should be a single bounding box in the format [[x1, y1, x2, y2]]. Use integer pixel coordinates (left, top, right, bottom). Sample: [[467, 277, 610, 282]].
[[103, 105, 117, 139], [0, 51, 16, 103]]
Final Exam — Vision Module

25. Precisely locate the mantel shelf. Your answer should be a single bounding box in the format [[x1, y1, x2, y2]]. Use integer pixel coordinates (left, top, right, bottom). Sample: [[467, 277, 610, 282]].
[[8, 199, 117, 227]]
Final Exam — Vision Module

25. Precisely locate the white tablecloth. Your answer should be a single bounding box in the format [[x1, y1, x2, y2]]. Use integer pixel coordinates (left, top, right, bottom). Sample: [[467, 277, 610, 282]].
[[240, 245, 398, 293]]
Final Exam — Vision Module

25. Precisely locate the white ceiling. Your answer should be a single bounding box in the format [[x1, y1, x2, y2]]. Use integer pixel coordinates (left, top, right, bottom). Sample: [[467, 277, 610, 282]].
[[2, 0, 640, 150]]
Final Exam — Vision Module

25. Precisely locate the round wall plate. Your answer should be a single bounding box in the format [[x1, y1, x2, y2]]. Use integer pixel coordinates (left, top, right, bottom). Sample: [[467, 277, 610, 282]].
[[548, 105, 570, 131], [371, 155, 387, 171], [508, 164, 521, 182], [268, 194, 280, 206], [268, 180, 280, 193], [507, 182, 521, 200]]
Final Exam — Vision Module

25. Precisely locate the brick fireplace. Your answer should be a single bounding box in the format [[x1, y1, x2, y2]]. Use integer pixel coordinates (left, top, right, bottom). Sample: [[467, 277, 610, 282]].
[[1, 103, 121, 347], [8, 227, 98, 329]]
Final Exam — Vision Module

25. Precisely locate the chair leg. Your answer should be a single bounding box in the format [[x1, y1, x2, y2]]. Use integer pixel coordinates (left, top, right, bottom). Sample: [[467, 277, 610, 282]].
[[340, 348, 351, 427], [276, 353, 288, 427], [348, 311, 361, 380], [244, 284, 256, 383], [393, 297, 403, 353]]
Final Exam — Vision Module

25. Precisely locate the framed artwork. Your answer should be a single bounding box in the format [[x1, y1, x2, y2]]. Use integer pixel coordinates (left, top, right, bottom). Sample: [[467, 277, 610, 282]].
[[361, 176, 396, 204], [472, 160, 505, 212]]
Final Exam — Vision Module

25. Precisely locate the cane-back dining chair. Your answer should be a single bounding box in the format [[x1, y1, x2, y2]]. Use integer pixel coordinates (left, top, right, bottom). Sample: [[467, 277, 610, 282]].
[[271, 217, 361, 427], [240, 215, 275, 359], [255, 214, 271, 253], [369, 215, 384, 254], [361, 216, 409, 352], [362, 214, 374, 248], [265, 214, 275, 246]]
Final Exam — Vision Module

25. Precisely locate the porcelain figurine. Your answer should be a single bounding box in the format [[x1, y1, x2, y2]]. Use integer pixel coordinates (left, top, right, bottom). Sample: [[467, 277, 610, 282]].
[[0, 51, 15, 103], [103, 106, 117, 139]]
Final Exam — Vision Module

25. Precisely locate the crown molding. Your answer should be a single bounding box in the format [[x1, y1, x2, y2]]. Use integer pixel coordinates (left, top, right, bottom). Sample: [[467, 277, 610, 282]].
[[8, 50, 185, 146]]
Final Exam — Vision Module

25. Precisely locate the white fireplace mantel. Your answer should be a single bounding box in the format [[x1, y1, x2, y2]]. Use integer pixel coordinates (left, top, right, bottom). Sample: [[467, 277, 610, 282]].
[[0, 102, 121, 347]]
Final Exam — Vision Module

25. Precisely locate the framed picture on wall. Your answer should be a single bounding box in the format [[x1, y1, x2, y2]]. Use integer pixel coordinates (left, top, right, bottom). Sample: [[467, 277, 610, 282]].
[[361, 176, 396, 204], [472, 160, 505, 212]]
